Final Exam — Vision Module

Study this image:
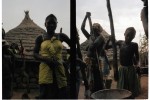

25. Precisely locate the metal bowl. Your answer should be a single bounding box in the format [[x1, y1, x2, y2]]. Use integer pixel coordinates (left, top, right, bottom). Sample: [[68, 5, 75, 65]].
[[91, 89, 132, 99]]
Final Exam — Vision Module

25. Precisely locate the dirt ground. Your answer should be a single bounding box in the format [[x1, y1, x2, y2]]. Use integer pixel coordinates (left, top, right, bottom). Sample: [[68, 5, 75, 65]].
[[78, 74, 148, 99], [135, 75, 148, 99], [10, 74, 148, 99]]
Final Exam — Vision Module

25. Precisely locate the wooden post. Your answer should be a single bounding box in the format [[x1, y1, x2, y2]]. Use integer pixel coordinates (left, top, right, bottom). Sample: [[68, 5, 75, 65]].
[[60, 27, 62, 33], [70, 0, 76, 98], [76, 29, 83, 59], [106, 0, 118, 81]]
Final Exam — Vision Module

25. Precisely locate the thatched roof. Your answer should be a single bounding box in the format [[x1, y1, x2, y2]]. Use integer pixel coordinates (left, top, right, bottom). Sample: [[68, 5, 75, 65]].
[[5, 11, 68, 60], [5, 11, 46, 60]]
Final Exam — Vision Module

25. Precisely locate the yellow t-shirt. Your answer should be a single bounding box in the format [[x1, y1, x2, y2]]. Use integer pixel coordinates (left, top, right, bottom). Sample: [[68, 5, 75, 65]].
[[39, 36, 67, 88]]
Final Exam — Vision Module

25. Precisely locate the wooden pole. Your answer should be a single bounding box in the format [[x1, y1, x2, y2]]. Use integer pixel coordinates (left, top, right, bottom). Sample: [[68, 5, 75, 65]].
[[60, 27, 62, 33], [70, 0, 76, 98], [76, 29, 83, 60], [106, 0, 118, 81]]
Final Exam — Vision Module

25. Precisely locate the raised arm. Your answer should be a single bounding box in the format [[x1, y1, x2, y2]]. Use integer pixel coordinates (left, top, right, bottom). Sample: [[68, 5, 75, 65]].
[[81, 13, 91, 40]]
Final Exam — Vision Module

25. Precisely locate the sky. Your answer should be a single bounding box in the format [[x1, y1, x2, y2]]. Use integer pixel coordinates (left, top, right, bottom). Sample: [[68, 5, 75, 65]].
[[3, 0, 146, 45], [76, 0, 145, 44], [2, 0, 70, 37], [2, 0, 70, 47]]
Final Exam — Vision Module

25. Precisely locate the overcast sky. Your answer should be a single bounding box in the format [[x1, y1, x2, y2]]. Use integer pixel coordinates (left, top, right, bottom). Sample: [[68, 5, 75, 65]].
[[3, 0, 146, 45], [2, 0, 70, 36], [77, 0, 145, 44], [2, 0, 70, 47]]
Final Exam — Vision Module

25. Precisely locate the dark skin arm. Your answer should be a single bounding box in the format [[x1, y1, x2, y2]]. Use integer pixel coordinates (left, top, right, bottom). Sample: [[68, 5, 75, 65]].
[[81, 13, 91, 40], [134, 43, 139, 66], [105, 36, 123, 49], [57, 33, 71, 47], [133, 43, 141, 76], [33, 35, 44, 61]]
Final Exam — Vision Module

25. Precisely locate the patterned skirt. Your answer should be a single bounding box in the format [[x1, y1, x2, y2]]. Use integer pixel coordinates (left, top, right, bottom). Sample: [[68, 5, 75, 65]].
[[117, 66, 141, 97]]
